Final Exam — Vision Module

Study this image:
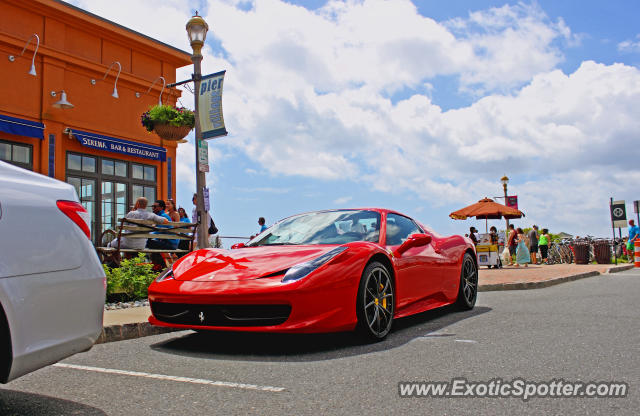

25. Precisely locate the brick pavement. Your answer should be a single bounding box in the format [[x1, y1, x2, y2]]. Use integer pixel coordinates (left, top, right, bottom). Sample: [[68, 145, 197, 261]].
[[478, 263, 634, 291]]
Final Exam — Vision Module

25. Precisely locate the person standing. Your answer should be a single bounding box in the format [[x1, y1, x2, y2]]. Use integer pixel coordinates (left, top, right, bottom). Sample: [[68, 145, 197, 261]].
[[176, 206, 192, 257], [178, 207, 189, 222], [627, 220, 640, 263], [538, 228, 550, 264], [191, 193, 211, 249], [515, 227, 530, 267], [165, 199, 180, 222], [489, 226, 499, 244], [469, 226, 478, 245], [528, 225, 539, 264], [258, 217, 268, 233], [507, 224, 517, 266]]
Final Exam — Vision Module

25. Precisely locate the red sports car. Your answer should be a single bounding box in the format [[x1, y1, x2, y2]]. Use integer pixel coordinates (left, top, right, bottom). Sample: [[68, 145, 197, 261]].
[[148, 208, 477, 339]]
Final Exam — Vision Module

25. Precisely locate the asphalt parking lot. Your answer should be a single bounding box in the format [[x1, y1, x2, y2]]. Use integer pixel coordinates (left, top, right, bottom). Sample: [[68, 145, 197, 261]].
[[1, 270, 638, 415]]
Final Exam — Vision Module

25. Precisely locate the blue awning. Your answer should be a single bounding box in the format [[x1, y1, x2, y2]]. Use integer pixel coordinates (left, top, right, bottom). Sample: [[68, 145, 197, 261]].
[[70, 129, 166, 162], [0, 114, 44, 139]]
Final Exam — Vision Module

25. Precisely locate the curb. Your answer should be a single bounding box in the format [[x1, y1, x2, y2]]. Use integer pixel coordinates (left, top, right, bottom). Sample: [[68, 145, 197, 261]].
[[95, 322, 179, 344], [606, 264, 635, 274], [479, 271, 600, 292]]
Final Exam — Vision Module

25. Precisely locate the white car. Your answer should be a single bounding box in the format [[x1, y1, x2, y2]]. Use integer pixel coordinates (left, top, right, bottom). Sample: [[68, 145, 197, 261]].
[[0, 160, 105, 383]]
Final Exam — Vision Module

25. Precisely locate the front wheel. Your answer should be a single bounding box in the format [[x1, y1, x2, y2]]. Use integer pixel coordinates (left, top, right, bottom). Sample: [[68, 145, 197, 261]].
[[356, 261, 394, 340], [455, 253, 478, 310]]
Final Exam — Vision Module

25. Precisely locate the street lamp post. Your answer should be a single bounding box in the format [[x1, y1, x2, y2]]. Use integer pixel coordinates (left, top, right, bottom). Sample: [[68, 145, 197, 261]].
[[186, 13, 209, 249], [501, 175, 509, 234]]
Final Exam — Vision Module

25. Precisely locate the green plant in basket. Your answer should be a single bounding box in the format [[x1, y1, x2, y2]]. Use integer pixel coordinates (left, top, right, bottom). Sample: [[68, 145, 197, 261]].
[[141, 104, 195, 132]]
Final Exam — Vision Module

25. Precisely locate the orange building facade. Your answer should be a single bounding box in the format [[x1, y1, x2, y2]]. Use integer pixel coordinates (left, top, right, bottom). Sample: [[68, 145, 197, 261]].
[[0, 0, 191, 243]]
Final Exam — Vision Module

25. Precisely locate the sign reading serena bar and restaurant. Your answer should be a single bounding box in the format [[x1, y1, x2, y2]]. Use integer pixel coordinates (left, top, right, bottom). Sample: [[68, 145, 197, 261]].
[[198, 70, 228, 140]]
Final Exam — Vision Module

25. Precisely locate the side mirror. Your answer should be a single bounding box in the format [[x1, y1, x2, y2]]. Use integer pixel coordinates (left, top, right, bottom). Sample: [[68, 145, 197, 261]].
[[231, 243, 246, 249], [394, 233, 432, 257]]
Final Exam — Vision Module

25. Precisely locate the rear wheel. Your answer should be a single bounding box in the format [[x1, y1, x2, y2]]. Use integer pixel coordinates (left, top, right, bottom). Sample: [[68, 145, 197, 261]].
[[455, 253, 478, 310], [356, 262, 394, 340]]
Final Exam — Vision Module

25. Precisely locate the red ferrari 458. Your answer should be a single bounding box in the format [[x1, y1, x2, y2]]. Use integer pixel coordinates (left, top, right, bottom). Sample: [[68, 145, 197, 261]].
[[148, 209, 477, 340]]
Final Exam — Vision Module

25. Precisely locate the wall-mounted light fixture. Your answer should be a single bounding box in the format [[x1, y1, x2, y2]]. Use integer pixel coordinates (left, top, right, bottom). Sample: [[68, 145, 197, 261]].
[[8, 33, 40, 76], [50, 90, 74, 109], [91, 61, 122, 98], [135, 76, 166, 105]]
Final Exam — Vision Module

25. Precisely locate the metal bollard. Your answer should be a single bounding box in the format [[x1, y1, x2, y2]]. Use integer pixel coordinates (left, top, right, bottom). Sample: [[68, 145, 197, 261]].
[[635, 240, 640, 268]]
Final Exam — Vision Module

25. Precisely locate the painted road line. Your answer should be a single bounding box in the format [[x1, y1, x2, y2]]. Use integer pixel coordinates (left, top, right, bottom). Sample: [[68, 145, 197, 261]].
[[53, 363, 286, 392], [454, 339, 478, 343], [423, 332, 455, 337]]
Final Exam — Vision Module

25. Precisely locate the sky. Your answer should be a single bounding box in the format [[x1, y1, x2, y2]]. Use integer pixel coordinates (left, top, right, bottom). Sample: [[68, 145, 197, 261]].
[[68, 0, 640, 244]]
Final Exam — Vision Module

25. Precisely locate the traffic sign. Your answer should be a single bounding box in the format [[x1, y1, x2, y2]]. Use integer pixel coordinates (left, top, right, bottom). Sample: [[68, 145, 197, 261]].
[[198, 140, 209, 173], [610, 200, 627, 228]]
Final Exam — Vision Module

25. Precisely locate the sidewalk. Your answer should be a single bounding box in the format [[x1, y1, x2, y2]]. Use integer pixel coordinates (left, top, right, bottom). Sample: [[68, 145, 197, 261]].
[[478, 263, 634, 291], [97, 263, 635, 344]]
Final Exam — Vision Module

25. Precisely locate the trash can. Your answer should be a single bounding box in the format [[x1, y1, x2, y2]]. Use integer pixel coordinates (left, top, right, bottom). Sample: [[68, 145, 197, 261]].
[[570, 241, 590, 264], [593, 240, 611, 264]]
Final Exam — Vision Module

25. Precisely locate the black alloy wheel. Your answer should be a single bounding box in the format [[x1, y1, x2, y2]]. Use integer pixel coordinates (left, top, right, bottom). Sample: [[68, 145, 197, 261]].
[[455, 253, 478, 310], [356, 261, 395, 340]]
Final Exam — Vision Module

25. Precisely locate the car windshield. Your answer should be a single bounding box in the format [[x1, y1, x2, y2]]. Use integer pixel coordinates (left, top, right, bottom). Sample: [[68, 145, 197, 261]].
[[248, 210, 381, 246]]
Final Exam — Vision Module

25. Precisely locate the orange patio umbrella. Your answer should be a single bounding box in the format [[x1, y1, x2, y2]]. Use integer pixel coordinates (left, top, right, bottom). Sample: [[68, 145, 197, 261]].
[[449, 197, 525, 232]]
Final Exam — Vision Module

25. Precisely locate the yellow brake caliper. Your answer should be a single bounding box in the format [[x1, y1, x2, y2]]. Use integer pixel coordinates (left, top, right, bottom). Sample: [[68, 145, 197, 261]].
[[380, 283, 387, 309]]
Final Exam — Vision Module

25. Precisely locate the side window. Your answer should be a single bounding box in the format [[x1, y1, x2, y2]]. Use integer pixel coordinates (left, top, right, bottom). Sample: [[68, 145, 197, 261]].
[[385, 213, 421, 246]]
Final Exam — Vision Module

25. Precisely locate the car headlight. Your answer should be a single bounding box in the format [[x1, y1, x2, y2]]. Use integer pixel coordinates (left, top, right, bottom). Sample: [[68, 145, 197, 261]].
[[282, 247, 347, 283], [155, 267, 174, 282]]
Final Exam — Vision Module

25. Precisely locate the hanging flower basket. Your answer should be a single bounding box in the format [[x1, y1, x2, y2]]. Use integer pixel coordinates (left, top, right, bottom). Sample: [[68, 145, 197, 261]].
[[153, 123, 192, 141], [141, 105, 195, 141]]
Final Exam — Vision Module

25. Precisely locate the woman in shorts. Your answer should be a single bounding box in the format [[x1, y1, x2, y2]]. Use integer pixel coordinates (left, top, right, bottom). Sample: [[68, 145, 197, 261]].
[[538, 228, 550, 264]]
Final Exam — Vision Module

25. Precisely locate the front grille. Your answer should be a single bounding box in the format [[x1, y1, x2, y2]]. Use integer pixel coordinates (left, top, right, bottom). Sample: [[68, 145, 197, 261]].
[[151, 302, 291, 327]]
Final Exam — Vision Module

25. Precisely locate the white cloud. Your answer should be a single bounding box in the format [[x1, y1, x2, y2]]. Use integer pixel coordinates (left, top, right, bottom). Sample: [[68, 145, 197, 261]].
[[65, 1, 640, 236], [233, 186, 291, 194], [447, 2, 574, 93], [69, 0, 193, 51], [618, 35, 640, 53], [333, 196, 353, 205]]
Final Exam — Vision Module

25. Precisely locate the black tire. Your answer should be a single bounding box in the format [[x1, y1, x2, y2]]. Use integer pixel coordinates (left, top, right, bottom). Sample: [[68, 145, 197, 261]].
[[455, 253, 478, 310], [356, 261, 394, 340]]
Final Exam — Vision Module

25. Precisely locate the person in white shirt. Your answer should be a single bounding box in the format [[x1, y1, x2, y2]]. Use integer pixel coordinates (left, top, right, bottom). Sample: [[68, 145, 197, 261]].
[[108, 197, 168, 250]]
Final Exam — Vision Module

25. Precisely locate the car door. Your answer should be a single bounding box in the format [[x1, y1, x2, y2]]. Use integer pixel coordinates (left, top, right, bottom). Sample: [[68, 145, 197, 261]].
[[385, 213, 445, 312]]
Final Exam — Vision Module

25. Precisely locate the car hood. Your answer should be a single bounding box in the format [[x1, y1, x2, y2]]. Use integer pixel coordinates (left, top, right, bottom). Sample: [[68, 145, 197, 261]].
[[172, 245, 340, 282]]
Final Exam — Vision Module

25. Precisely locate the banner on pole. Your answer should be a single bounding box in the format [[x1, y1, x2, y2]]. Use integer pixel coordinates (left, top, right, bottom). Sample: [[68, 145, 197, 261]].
[[610, 200, 627, 228], [506, 195, 518, 210], [198, 70, 228, 140], [203, 187, 210, 212]]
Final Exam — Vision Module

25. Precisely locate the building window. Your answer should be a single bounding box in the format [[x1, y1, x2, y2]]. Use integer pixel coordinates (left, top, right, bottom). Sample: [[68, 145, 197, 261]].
[[67, 153, 96, 173], [66, 152, 157, 243], [67, 176, 96, 239], [0, 139, 33, 170], [132, 163, 156, 181]]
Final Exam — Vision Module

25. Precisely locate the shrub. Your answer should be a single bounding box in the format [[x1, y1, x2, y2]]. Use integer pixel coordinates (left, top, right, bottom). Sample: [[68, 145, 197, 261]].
[[103, 254, 157, 301]]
